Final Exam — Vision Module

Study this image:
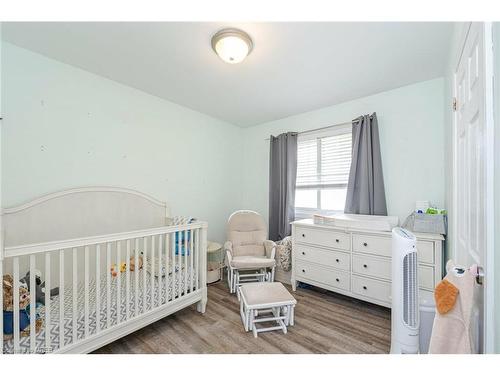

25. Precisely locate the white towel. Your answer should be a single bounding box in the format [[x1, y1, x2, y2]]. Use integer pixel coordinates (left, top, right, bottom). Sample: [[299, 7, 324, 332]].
[[428, 260, 476, 354]]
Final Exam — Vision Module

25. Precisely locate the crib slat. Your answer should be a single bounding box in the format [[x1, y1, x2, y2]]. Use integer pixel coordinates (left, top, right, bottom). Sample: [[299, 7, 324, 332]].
[[126, 240, 130, 320], [29, 254, 36, 353], [150, 236, 155, 309], [157, 235, 162, 305], [106, 243, 111, 329], [165, 233, 170, 302], [96, 244, 101, 333], [84, 246, 90, 338], [171, 233, 175, 301], [143, 237, 147, 313], [172, 232, 176, 299], [134, 238, 139, 317], [195, 229, 199, 290], [158, 235, 163, 305], [116, 242, 121, 324], [200, 227, 208, 294], [45, 252, 51, 351], [178, 231, 183, 297], [59, 250, 65, 349], [13, 257, 20, 353], [184, 230, 188, 296], [190, 229, 194, 293], [72, 248, 78, 343]]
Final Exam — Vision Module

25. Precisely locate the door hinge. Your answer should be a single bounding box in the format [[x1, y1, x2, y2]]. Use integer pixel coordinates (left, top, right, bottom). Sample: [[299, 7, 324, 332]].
[[453, 97, 457, 112]]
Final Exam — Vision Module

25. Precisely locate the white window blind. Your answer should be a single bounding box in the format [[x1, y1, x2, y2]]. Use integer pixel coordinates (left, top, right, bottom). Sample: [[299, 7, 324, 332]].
[[296, 131, 352, 189], [295, 126, 352, 216], [296, 139, 318, 187]]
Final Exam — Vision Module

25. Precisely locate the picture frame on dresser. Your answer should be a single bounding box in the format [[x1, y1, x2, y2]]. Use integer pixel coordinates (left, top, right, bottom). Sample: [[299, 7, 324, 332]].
[[290, 219, 444, 308]]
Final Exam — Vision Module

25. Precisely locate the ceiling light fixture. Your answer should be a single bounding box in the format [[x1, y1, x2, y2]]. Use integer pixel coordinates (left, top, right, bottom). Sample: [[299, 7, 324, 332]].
[[211, 28, 253, 64]]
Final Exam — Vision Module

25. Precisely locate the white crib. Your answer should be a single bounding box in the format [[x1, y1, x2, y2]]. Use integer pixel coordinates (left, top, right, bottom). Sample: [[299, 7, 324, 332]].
[[0, 187, 208, 354]]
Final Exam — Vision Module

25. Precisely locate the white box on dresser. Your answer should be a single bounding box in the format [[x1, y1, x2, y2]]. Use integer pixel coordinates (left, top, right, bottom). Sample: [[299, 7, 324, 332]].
[[291, 219, 444, 308]]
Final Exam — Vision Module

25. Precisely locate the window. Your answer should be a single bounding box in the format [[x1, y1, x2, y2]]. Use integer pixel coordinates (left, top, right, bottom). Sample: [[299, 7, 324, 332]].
[[295, 125, 352, 219]]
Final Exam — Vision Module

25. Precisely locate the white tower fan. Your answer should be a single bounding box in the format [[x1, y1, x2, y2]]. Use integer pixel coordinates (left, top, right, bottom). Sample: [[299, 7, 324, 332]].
[[390, 227, 419, 354]]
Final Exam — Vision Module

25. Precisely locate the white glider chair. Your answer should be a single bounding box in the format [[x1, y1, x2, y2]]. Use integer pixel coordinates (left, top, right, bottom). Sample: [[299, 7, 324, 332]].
[[224, 210, 277, 294]]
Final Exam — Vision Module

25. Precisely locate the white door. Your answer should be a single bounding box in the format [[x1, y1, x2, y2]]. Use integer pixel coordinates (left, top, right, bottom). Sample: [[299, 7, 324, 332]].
[[454, 22, 494, 353]]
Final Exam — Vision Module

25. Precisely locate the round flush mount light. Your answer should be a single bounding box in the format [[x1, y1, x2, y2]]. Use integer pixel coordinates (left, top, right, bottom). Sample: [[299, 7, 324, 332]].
[[211, 28, 253, 64]]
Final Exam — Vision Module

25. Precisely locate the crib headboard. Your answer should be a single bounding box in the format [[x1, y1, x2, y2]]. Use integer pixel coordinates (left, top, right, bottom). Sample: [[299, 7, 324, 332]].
[[2, 187, 170, 247]]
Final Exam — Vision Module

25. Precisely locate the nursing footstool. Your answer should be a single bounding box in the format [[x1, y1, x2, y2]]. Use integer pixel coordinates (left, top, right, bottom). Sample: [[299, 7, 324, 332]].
[[238, 282, 297, 338]]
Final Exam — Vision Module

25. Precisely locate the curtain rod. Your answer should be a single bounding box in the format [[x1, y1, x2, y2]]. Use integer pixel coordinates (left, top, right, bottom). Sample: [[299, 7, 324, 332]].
[[264, 115, 372, 141]]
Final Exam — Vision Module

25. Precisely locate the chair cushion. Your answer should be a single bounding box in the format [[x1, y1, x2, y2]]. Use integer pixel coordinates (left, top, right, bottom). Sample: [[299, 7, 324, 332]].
[[240, 282, 296, 307], [233, 244, 265, 257], [227, 211, 268, 257], [231, 256, 275, 270], [227, 210, 267, 233]]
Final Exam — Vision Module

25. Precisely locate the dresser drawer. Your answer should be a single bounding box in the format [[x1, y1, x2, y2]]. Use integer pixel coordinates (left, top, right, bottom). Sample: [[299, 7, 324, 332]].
[[352, 255, 391, 280], [352, 234, 391, 257], [418, 264, 435, 290], [296, 261, 350, 291], [295, 226, 350, 250], [352, 275, 391, 304], [417, 241, 435, 264], [295, 245, 350, 271]]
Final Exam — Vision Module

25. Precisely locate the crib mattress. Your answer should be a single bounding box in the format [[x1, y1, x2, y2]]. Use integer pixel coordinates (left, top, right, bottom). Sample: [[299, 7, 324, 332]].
[[3, 267, 194, 354]]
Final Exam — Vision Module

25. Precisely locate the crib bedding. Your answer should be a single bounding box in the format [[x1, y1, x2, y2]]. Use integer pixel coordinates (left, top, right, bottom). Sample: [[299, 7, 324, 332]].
[[3, 267, 194, 354]]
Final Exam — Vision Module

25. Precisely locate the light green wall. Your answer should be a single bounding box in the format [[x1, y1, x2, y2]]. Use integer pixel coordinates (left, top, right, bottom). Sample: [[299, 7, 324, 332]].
[[1, 42, 243, 242], [241, 78, 446, 224]]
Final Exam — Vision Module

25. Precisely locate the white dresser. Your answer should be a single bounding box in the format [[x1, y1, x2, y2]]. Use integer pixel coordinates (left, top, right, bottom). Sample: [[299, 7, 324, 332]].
[[291, 219, 444, 308]]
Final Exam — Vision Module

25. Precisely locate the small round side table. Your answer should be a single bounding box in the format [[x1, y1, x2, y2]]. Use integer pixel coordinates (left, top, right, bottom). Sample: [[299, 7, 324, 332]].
[[207, 241, 223, 283]]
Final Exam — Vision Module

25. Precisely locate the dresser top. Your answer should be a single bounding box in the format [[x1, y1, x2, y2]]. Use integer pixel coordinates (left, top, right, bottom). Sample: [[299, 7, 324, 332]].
[[291, 218, 445, 241]]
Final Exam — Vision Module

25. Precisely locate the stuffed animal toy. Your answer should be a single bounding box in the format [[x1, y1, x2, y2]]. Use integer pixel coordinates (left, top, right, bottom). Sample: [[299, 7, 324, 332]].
[[110, 262, 127, 277], [3, 274, 43, 338], [129, 252, 144, 271], [19, 270, 59, 306], [110, 253, 144, 276]]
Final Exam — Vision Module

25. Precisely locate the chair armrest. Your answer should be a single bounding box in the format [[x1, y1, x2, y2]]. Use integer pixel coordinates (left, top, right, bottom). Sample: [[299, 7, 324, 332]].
[[224, 241, 233, 253], [263, 240, 277, 259], [224, 241, 233, 266]]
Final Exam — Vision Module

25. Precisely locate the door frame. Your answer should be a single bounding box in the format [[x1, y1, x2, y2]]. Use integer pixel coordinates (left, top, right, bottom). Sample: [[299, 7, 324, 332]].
[[452, 22, 496, 353]]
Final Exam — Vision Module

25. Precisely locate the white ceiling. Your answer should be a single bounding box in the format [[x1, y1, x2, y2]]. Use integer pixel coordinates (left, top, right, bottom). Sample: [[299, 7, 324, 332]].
[[2, 22, 453, 127]]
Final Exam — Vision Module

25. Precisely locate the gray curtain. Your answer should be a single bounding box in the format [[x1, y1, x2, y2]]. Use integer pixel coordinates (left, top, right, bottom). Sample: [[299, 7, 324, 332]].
[[345, 113, 387, 215], [269, 132, 298, 241]]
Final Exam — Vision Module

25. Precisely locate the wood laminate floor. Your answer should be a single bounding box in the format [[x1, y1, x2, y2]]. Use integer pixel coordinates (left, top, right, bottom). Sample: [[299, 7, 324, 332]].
[[93, 281, 391, 354]]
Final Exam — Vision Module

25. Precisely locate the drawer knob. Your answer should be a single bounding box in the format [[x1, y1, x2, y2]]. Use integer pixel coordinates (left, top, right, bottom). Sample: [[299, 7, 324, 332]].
[[363, 264, 368, 268], [302, 234, 305, 238], [336, 278, 340, 282], [301, 251, 305, 255], [335, 239, 340, 243], [302, 269, 305, 273], [335, 259, 339, 263], [363, 286, 367, 290], [363, 242, 368, 247]]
